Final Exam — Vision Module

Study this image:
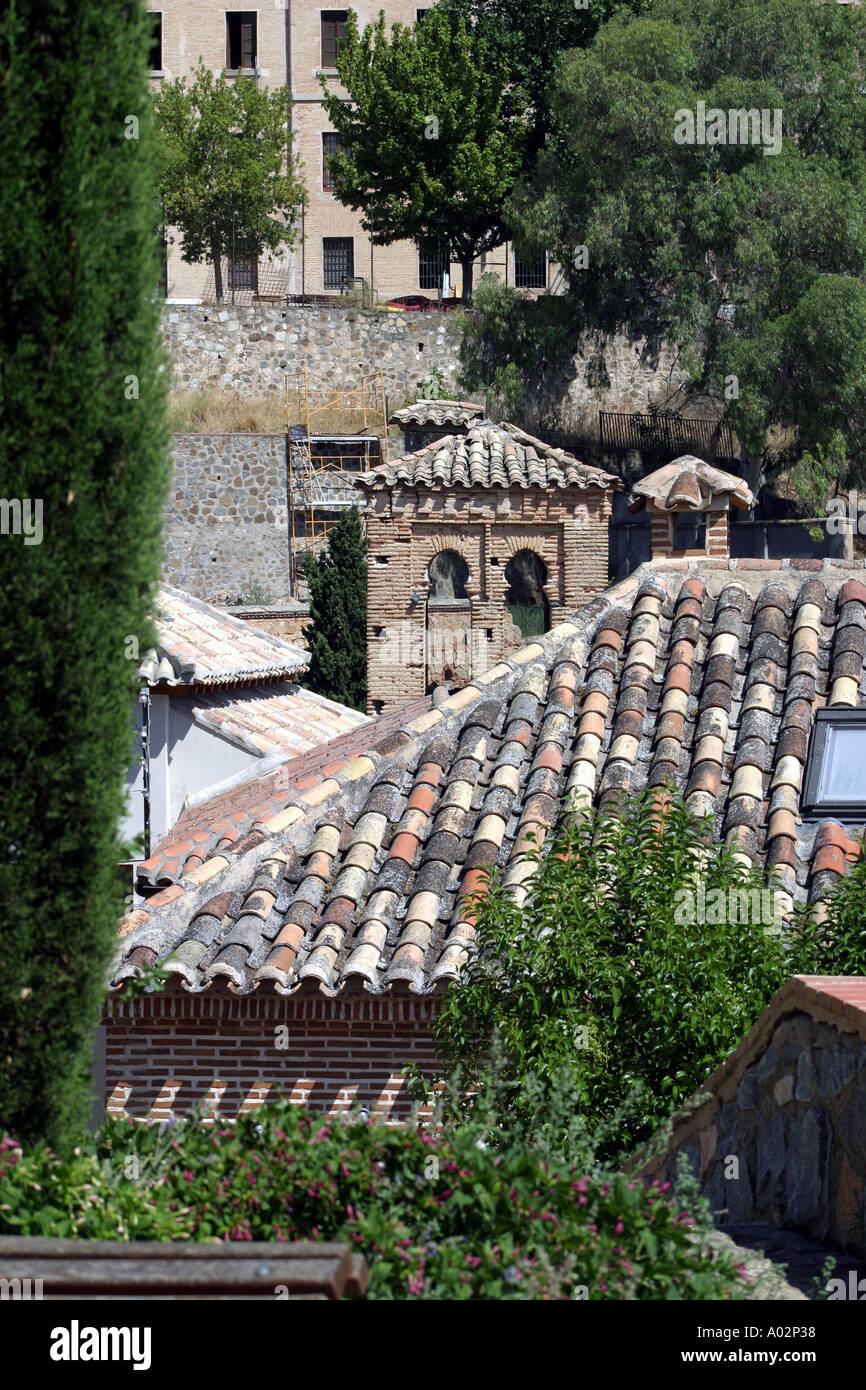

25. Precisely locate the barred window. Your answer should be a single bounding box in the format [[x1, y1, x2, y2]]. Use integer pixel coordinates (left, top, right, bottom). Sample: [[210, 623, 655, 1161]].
[[228, 238, 258, 292], [418, 240, 444, 291], [323, 237, 354, 290], [321, 11, 348, 67], [322, 133, 346, 191], [514, 247, 547, 290]]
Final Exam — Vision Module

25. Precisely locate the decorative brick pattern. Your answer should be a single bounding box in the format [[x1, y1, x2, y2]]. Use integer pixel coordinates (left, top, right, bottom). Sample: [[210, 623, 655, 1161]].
[[104, 992, 441, 1124]]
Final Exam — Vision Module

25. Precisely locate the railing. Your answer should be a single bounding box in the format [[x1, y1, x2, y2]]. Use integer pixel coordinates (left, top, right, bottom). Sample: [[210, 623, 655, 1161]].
[[599, 411, 740, 465]]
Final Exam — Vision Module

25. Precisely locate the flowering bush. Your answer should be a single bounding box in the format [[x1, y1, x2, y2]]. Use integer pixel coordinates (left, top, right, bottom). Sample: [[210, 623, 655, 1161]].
[[0, 1104, 748, 1300]]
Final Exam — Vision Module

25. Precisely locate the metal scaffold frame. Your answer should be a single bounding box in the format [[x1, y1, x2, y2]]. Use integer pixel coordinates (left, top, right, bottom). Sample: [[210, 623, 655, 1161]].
[[285, 368, 390, 597]]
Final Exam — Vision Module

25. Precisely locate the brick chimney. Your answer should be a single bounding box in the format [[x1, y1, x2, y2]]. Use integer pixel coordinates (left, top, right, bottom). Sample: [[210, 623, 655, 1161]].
[[627, 454, 754, 561]]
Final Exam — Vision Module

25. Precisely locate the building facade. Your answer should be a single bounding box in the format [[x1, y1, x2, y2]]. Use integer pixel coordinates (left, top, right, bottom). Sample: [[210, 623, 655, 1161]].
[[148, 3, 555, 302], [358, 421, 620, 714]]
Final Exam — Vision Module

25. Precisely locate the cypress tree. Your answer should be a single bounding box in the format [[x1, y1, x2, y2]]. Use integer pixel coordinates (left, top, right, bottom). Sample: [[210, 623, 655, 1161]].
[[302, 508, 368, 711], [0, 1, 170, 1148]]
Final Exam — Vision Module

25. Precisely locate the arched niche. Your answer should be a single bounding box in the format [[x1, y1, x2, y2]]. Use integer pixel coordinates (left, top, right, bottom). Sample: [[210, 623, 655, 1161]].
[[428, 548, 469, 604]]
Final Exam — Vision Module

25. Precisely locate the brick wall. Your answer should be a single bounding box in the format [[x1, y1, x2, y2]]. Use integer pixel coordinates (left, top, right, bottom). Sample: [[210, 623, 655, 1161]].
[[365, 484, 614, 713], [104, 992, 442, 1124], [649, 509, 729, 560]]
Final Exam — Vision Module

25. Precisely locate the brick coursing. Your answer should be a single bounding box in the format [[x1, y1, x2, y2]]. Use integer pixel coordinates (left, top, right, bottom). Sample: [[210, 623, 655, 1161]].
[[104, 992, 442, 1124]]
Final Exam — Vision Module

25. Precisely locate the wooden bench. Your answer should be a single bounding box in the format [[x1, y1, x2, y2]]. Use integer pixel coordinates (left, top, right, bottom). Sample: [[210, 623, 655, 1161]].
[[0, 1236, 368, 1300]]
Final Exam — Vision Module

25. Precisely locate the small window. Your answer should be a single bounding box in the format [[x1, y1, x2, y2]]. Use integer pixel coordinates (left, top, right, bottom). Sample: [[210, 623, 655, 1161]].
[[322, 132, 346, 191], [673, 513, 706, 550], [321, 11, 348, 67], [226, 12, 257, 70], [514, 247, 547, 290], [416, 8, 430, 21], [323, 236, 354, 290], [418, 239, 444, 292], [148, 12, 163, 71], [803, 708, 866, 817]]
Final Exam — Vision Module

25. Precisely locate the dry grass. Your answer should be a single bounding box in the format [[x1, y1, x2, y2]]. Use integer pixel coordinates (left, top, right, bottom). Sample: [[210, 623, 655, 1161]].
[[168, 389, 392, 437], [168, 390, 287, 434]]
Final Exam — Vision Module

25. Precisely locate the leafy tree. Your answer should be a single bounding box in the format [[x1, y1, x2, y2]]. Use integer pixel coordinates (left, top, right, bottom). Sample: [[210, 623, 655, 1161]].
[[301, 507, 367, 710], [437, 0, 647, 162], [154, 63, 304, 301], [434, 789, 862, 1158], [0, 0, 170, 1148], [321, 8, 526, 303], [508, 0, 866, 501], [457, 273, 582, 423]]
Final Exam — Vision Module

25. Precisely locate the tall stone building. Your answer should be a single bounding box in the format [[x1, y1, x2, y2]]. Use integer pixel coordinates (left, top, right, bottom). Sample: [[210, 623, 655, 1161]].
[[358, 422, 621, 713], [147, 4, 557, 302]]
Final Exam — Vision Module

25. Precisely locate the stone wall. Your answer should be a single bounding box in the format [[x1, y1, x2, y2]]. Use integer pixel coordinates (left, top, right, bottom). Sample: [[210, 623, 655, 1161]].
[[164, 304, 464, 406], [164, 433, 293, 604], [637, 977, 866, 1258]]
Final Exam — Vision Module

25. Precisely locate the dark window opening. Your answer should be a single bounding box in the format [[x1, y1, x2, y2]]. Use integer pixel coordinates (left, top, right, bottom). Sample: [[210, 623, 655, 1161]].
[[226, 12, 257, 70], [322, 132, 346, 191], [514, 247, 547, 290], [323, 236, 354, 289], [416, 8, 430, 21], [148, 12, 163, 70], [321, 11, 348, 67], [803, 708, 866, 818], [673, 513, 706, 550], [428, 550, 469, 603], [505, 550, 549, 637]]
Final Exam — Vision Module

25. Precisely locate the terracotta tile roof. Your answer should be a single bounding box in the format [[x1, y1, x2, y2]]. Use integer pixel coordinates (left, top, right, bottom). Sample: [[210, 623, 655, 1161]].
[[360, 423, 621, 492], [628, 455, 755, 512], [134, 697, 432, 890], [115, 559, 866, 998], [387, 399, 486, 429], [177, 683, 368, 758], [139, 585, 308, 688]]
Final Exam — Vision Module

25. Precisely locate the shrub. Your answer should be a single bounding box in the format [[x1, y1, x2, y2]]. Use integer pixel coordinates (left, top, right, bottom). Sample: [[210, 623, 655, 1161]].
[[0, 1088, 749, 1300], [301, 507, 367, 710]]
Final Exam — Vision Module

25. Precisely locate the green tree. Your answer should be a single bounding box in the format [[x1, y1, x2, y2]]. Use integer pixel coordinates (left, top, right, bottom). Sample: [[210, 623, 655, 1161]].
[[301, 508, 367, 710], [321, 8, 526, 303], [508, 0, 866, 501], [434, 789, 858, 1157], [154, 63, 304, 301], [0, 0, 171, 1148]]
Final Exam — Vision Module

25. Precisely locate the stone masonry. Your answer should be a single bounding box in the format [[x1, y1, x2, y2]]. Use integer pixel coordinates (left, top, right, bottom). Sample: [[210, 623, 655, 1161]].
[[164, 303, 463, 403]]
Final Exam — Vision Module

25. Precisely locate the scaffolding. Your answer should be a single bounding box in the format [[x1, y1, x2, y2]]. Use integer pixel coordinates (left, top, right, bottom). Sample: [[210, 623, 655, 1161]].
[[285, 368, 391, 597]]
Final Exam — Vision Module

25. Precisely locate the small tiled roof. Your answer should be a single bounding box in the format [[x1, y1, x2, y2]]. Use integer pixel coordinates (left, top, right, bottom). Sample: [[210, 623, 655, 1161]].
[[387, 399, 485, 429], [359, 423, 621, 492], [628, 455, 755, 512], [140, 586, 308, 688], [114, 560, 866, 998], [178, 683, 368, 759]]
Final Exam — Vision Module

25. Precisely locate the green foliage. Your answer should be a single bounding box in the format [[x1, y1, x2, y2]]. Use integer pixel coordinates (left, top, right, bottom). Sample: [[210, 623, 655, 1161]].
[[509, 0, 866, 500], [154, 63, 304, 301], [434, 790, 866, 1159], [321, 9, 525, 303], [301, 507, 367, 710], [0, 0, 171, 1150], [457, 274, 582, 421], [236, 581, 275, 606], [0, 1089, 749, 1299]]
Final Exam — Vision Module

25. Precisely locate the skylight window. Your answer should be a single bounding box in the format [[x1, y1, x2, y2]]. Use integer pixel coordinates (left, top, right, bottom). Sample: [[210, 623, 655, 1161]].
[[802, 708, 866, 817]]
